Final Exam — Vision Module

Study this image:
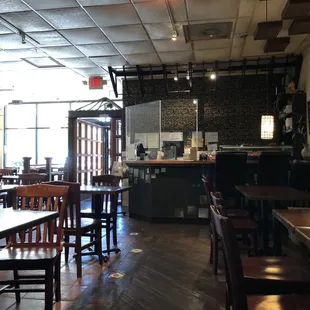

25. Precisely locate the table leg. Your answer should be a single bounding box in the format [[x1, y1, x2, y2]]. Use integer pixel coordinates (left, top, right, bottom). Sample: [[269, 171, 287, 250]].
[[273, 217, 282, 256], [261, 200, 270, 253]]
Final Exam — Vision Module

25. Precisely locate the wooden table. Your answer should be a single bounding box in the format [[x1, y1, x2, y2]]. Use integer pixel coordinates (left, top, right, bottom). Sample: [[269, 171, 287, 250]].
[[273, 208, 310, 255], [80, 185, 131, 261], [0, 208, 58, 239], [236, 185, 310, 253]]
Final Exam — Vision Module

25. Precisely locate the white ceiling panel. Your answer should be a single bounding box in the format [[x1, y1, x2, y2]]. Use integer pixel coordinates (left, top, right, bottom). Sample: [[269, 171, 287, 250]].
[[59, 28, 109, 45], [23, 0, 78, 10], [0, 1, 30, 13], [134, 0, 170, 23], [144, 23, 173, 40], [86, 5, 140, 27], [25, 57, 62, 67], [5, 48, 46, 58], [285, 35, 307, 53], [297, 40, 310, 53], [193, 39, 231, 50], [186, 0, 239, 21], [27, 31, 69, 46], [0, 11, 53, 32], [0, 24, 13, 35], [242, 36, 265, 57], [168, 0, 187, 22], [0, 60, 35, 71], [57, 57, 96, 68], [103, 25, 149, 42], [125, 53, 161, 65], [153, 39, 192, 52], [73, 66, 109, 77], [90, 55, 127, 66], [158, 51, 194, 63], [230, 46, 242, 60], [79, 0, 130, 5], [0, 34, 34, 49], [239, 0, 258, 18], [77, 43, 119, 57], [114, 41, 155, 54], [195, 48, 230, 61], [0, 51, 19, 62], [42, 46, 85, 58], [37, 8, 95, 29], [235, 17, 250, 34], [232, 36, 245, 49], [277, 20, 293, 38]]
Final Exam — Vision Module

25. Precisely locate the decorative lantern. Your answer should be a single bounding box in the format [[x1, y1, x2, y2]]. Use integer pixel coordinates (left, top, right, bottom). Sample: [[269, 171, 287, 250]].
[[261, 115, 274, 139]]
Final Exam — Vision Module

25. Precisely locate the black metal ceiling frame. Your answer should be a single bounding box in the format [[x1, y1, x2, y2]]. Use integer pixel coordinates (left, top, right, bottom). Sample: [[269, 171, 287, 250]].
[[108, 55, 302, 97]]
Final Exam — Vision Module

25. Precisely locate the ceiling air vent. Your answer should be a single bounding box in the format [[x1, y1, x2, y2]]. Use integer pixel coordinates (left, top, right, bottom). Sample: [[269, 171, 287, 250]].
[[183, 22, 233, 43]]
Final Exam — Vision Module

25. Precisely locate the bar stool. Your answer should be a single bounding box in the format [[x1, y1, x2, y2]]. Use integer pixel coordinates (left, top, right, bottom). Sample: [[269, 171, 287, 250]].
[[257, 152, 291, 186]]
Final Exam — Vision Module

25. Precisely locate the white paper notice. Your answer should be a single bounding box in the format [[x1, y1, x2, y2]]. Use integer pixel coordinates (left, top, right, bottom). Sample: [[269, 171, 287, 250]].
[[205, 132, 218, 144], [192, 131, 203, 147], [207, 144, 218, 151], [147, 133, 159, 149], [135, 133, 147, 147], [161, 132, 183, 141]]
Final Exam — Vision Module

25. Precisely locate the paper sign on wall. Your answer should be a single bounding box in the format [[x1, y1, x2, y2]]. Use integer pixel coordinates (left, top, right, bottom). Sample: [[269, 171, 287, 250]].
[[147, 133, 159, 149], [192, 131, 203, 147], [161, 132, 183, 141], [135, 133, 147, 147], [205, 132, 218, 144]]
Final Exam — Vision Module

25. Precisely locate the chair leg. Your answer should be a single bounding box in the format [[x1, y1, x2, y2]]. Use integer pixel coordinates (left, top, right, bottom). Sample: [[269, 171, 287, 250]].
[[75, 231, 82, 278], [106, 220, 111, 256], [112, 215, 117, 247], [13, 269, 20, 303], [212, 235, 218, 275], [45, 266, 54, 310], [251, 231, 259, 257], [64, 235, 69, 263], [55, 256, 61, 302], [209, 235, 213, 264]]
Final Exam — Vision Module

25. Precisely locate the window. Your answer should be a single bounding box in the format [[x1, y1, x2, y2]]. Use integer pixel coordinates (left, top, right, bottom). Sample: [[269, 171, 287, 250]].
[[6, 105, 36, 129], [37, 103, 69, 128]]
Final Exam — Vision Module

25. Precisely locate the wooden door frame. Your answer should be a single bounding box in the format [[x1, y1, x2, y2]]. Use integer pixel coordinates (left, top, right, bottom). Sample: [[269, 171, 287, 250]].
[[68, 110, 122, 182]]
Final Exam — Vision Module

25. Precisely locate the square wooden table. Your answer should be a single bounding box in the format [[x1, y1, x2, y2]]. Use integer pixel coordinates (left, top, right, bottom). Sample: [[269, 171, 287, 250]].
[[236, 185, 310, 253], [0, 208, 58, 239]]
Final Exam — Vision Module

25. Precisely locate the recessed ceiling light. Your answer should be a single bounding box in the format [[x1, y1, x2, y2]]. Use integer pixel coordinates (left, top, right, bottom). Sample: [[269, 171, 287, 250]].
[[174, 75, 178, 81]]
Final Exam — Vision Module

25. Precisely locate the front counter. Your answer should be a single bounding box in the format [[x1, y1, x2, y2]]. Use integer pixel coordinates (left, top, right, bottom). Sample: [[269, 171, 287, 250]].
[[125, 160, 256, 222]]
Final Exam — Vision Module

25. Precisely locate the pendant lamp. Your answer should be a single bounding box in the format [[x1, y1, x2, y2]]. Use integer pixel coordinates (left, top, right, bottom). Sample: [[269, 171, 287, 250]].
[[261, 0, 274, 140]]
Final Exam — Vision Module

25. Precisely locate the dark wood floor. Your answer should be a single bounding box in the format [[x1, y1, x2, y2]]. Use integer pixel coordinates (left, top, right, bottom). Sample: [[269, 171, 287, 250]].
[[68, 215, 225, 310]]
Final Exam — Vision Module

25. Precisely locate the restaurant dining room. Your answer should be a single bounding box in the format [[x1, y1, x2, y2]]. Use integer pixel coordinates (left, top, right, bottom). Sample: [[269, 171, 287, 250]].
[[2, 0, 310, 310]]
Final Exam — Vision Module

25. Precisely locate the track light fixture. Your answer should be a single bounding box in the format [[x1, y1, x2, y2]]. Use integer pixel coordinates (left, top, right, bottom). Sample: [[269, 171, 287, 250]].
[[171, 31, 177, 41]]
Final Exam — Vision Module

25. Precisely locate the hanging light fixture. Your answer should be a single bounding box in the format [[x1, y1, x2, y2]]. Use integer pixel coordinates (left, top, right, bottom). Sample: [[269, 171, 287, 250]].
[[261, 0, 274, 140]]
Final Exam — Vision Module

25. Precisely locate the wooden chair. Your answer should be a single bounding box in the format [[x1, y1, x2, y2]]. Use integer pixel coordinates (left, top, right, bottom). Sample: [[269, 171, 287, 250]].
[[211, 206, 310, 310], [0, 184, 69, 310], [81, 175, 121, 262], [46, 181, 102, 277], [0, 168, 14, 207], [19, 173, 48, 185]]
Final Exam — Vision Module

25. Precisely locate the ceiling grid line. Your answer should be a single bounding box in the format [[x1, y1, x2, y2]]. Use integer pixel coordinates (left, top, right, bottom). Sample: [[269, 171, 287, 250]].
[[228, 0, 241, 59], [183, 0, 195, 61]]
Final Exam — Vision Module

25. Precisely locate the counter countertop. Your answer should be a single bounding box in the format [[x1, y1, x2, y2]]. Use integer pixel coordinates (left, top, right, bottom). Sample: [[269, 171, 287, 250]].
[[124, 160, 258, 165]]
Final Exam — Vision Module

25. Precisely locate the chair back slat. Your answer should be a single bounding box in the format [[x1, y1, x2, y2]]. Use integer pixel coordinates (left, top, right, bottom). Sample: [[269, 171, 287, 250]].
[[11, 184, 68, 248], [0, 168, 14, 175]]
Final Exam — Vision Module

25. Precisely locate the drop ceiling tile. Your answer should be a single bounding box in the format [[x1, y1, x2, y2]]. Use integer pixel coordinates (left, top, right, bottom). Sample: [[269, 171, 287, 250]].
[[5, 48, 46, 58], [77, 44, 119, 57], [0, 24, 13, 35], [0, 51, 19, 62], [235, 17, 250, 34], [38, 8, 95, 29], [23, 0, 78, 9], [90, 55, 127, 66], [0, 0, 30, 13], [42, 46, 84, 58], [79, 0, 130, 5], [186, 0, 239, 21], [134, 0, 170, 23], [0, 11, 53, 32], [145, 23, 173, 40], [0, 60, 34, 71], [0, 34, 34, 49], [103, 25, 148, 42], [239, 0, 257, 17], [242, 36, 265, 57], [193, 39, 231, 50], [86, 5, 140, 27], [153, 39, 191, 52], [158, 51, 194, 64], [230, 47, 242, 60], [27, 31, 69, 46], [59, 28, 109, 45], [73, 66, 109, 77], [194, 48, 230, 61], [168, 0, 187, 22], [232, 36, 245, 49], [24, 57, 63, 67], [114, 41, 154, 54], [125, 53, 161, 65], [57, 57, 96, 68]]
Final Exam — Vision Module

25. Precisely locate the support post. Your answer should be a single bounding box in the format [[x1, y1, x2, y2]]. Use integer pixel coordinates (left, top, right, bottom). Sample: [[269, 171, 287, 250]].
[[22, 157, 32, 174], [45, 157, 52, 181]]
